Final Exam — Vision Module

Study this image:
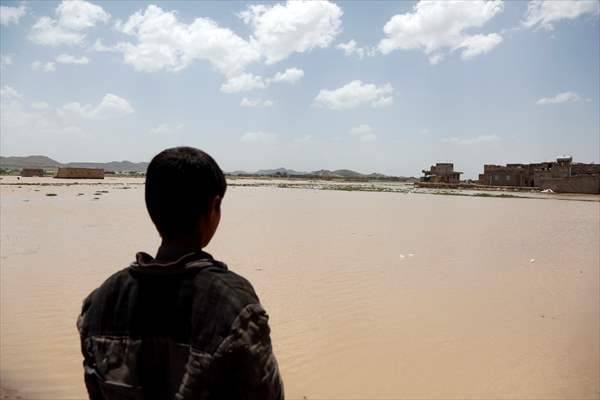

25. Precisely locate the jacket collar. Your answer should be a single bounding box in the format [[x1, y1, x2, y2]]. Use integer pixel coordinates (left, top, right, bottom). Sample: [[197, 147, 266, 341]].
[[130, 250, 223, 275]]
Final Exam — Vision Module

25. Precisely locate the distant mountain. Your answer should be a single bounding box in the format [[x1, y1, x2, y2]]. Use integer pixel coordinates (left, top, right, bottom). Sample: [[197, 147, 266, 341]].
[[0, 155, 62, 169], [309, 169, 366, 178], [0, 155, 148, 172], [66, 161, 148, 172], [254, 168, 306, 176], [1, 155, 405, 178]]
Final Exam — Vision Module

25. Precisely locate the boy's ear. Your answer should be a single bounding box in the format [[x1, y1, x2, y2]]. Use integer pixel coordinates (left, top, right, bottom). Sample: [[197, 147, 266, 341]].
[[213, 195, 222, 213]]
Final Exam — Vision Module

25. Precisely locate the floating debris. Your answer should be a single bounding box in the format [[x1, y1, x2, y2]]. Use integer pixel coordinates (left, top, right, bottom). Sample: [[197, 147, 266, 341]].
[[77, 193, 84, 196], [408, 253, 415, 257], [92, 197, 100, 200], [46, 193, 57, 197], [399, 254, 405, 259], [529, 258, 536, 263]]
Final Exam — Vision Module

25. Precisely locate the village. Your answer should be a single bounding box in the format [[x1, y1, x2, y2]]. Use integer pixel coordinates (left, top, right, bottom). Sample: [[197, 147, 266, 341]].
[[419, 157, 600, 194], [11, 156, 600, 195]]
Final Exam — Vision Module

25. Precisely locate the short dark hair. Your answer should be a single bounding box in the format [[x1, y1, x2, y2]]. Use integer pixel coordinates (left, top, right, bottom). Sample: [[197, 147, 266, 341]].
[[145, 147, 226, 238]]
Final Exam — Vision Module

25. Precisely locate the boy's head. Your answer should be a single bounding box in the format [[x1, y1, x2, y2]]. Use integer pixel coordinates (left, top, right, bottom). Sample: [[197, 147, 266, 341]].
[[145, 147, 226, 245]]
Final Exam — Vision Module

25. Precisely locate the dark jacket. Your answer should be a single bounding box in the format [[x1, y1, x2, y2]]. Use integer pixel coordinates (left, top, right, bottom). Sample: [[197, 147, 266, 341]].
[[77, 251, 284, 399]]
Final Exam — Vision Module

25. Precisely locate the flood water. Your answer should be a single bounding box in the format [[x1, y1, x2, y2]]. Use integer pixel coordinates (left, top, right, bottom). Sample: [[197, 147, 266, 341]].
[[1, 178, 599, 399]]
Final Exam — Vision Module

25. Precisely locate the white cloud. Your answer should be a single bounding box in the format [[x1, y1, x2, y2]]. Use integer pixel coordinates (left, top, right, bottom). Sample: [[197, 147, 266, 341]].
[[59, 93, 134, 120], [536, 91, 588, 104], [377, 0, 504, 64], [0, 55, 12, 69], [314, 80, 394, 110], [336, 40, 367, 58], [28, 1, 110, 46], [240, 131, 277, 144], [221, 73, 267, 93], [56, 0, 110, 31], [241, 98, 274, 108], [56, 54, 90, 64], [150, 123, 184, 135], [270, 68, 304, 84], [458, 33, 503, 59], [350, 124, 377, 142], [114, 2, 334, 91], [293, 134, 312, 143], [1, 86, 23, 101], [91, 38, 119, 53], [0, 4, 26, 25], [238, 0, 343, 64], [523, 0, 599, 31], [443, 134, 501, 144], [31, 101, 49, 110], [117, 5, 260, 75], [32, 60, 56, 72], [221, 68, 304, 93], [29, 16, 85, 46]]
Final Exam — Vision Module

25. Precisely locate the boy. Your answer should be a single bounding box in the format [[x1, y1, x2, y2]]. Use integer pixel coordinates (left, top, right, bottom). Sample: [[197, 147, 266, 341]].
[[77, 147, 284, 399]]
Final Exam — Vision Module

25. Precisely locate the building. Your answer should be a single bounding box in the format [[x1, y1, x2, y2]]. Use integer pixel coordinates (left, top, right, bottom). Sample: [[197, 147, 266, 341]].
[[55, 167, 104, 179], [421, 163, 462, 183], [478, 157, 600, 194], [21, 168, 44, 177]]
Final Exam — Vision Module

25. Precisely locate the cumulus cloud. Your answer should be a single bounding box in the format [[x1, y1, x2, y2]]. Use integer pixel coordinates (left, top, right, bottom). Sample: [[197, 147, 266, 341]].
[[377, 0, 504, 64], [523, 0, 599, 31], [238, 0, 343, 64], [29, 0, 110, 46], [241, 98, 274, 108], [31, 101, 49, 110], [1, 55, 12, 69], [443, 134, 501, 144], [91, 38, 119, 53], [1, 86, 23, 101], [221, 73, 267, 93], [0, 3, 26, 25], [349, 124, 377, 142], [114, 2, 333, 91], [116, 5, 259, 75], [59, 93, 134, 120], [150, 123, 184, 135], [56, 0, 110, 31], [270, 68, 304, 84], [293, 134, 312, 143], [221, 68, 304, 93], [536, 91, 589, 104], [32, 60, 56, 72], [240, 131, 277, 144], [56, 54, 90, 64], [314, 80, 394, 110], [336, 39, 370, 58]]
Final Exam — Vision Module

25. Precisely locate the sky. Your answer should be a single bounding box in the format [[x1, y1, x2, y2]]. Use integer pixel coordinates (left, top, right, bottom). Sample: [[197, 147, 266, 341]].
[[1, 0, 599, 178]]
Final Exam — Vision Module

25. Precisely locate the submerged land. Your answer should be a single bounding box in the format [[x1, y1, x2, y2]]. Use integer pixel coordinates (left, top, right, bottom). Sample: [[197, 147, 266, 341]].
[[1, 176, 599, 399]]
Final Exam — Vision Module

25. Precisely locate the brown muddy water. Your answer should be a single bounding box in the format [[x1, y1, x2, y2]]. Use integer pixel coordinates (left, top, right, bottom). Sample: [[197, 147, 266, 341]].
[[1, 178, 599, 399]]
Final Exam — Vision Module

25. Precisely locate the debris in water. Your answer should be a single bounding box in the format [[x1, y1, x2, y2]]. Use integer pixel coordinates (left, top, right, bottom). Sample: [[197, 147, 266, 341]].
[[529, 258, 536, 263], [408, 253, 415, 257], [399, 254, 405, 259], [46, 193, 57, 196]]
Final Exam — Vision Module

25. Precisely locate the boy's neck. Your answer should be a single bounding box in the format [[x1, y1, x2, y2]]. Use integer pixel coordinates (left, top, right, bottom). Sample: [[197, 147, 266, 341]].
[[155, 238, 204, 263]]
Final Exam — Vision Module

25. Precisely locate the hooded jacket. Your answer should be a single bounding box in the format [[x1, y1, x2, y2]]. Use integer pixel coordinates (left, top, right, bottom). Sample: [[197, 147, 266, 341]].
[[77, 251, 284, 399]]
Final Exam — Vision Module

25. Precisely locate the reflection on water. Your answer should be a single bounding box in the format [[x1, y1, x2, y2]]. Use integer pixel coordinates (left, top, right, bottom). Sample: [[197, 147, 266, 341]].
[[1, 181, 599, 399]]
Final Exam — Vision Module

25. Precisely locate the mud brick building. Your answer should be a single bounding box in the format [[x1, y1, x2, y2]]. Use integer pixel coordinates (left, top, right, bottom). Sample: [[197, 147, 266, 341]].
[[478, 157, 600, 194], [421, 163, 462, 183], [21, 168, 44, 177], [55, 167, 104, 179]]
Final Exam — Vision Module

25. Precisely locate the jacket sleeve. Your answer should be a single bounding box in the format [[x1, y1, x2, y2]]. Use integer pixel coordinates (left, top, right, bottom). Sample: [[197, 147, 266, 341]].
[[77, 295, 106, 400], [216, 303, 284, 400]]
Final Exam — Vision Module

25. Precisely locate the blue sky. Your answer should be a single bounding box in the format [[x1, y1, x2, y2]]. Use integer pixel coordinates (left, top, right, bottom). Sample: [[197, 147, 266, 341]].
[[1, 0, 598, 177]]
